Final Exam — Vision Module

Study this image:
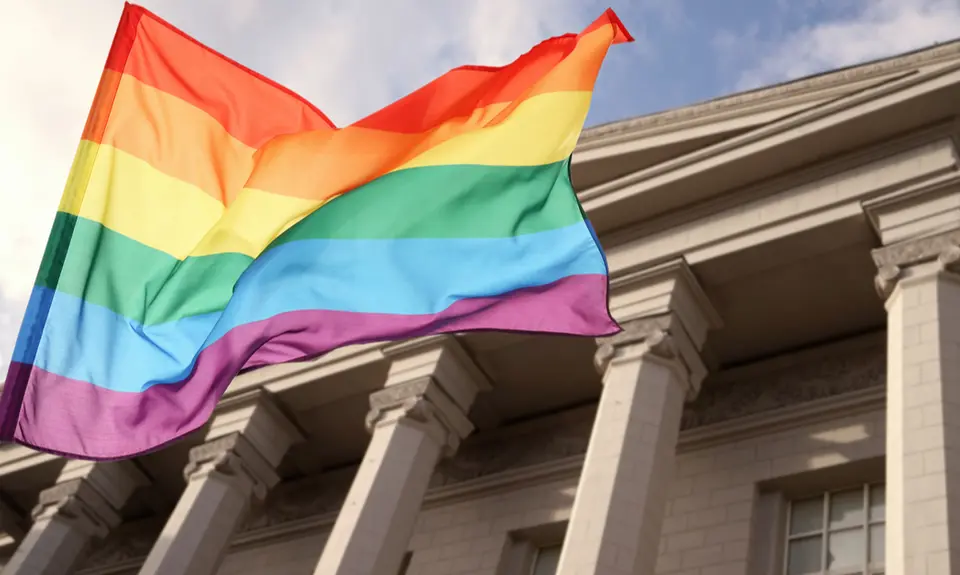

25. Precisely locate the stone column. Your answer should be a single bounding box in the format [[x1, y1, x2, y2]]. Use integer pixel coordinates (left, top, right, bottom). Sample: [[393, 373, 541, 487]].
[[556, 260, 720, 575], [314, 336, 488, 575], [872, 237, 960, 574], [138, 390, 302, 575], [866, 177, 960, 575], [2, 460, 147, 575]]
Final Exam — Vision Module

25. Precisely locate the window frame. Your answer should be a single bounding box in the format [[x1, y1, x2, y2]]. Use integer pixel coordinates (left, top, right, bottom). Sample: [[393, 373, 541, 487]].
[[782, 483, 885, 575], [529, 544, 562, 575]]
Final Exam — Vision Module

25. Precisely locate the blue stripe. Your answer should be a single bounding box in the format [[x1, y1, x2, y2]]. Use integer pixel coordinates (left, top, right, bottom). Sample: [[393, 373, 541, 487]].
[[19, 222, 606, 392]]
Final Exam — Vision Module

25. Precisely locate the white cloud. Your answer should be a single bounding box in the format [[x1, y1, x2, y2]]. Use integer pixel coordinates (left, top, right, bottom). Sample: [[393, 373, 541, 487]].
[[732, 0, 960, 90], [0, 0, 604, 377]]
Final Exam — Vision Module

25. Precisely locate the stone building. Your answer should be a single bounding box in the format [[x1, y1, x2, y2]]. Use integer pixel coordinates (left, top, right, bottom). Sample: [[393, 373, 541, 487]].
[[2, 38, 960, 575]]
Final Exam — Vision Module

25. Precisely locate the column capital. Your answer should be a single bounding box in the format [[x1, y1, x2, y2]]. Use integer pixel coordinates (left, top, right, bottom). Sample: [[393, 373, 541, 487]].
[[183, 433, 279, 500], [594, 314, 708, 399], [366, 378, 473, 456], [603, 259, 720, 399], [205, 388, 304, 468], [183, 389, 302, 500], [871, 230, 960, 300], [31, 460, 147, 539], [373, 335, 488, 456]]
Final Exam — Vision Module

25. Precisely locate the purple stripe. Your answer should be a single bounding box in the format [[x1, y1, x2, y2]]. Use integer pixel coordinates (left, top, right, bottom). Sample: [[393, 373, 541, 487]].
[[2, 274, 617, 460]]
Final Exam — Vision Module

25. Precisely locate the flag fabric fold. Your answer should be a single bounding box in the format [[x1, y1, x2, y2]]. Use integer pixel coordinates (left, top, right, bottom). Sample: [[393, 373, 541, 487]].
[[0, 2, 630, 460]]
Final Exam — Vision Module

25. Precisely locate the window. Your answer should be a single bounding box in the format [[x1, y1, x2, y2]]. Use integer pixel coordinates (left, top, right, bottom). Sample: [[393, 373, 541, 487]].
[[785, 484, 885, 575], [530, 544, 561, 575]]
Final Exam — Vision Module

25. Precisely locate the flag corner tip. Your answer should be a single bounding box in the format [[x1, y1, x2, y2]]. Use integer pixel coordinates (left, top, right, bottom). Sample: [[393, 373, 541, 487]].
[[602, 8, 634, 44]]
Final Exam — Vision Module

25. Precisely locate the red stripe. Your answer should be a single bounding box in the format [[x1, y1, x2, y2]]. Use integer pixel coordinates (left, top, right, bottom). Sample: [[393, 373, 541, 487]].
[[103, 3, 143, 74], [582, 8, 634, 43], [103, 3, 334, 148], [353, 11, 633, 134]]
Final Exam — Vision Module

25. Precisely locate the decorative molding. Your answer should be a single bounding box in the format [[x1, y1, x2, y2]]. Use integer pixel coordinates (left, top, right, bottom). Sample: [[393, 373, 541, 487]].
[[682, 386, 885, 452], [240, 467, 355, 533], [681, 341, 885, 430], [594, 317, 674, 372], [578, 41, 960, 146], [871, 229, 960, 269], [432, 415, 595, 487]]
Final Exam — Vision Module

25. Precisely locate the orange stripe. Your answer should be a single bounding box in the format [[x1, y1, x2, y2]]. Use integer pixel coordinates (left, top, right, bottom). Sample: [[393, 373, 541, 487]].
[[104, 4, 334, 149], [86, 71, 254, 205], [247, 94, 595, 200]]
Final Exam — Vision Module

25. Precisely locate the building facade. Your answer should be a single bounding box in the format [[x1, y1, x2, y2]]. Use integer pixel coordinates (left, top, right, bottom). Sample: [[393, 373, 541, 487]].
[[2, 40, 960, 575]]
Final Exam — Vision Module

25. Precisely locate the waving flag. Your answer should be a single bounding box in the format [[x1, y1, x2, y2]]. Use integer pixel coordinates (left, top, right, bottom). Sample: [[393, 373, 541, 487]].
[[0, 3, 630, 460]]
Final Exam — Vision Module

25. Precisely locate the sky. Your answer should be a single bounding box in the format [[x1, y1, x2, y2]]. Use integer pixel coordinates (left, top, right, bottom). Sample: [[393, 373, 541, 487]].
[[0, 0, 959, 377]]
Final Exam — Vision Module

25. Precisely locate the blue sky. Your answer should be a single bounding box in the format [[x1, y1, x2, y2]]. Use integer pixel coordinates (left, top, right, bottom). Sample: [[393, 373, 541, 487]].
[[0, 0, 959, 371], [590, 0, 960, 125]]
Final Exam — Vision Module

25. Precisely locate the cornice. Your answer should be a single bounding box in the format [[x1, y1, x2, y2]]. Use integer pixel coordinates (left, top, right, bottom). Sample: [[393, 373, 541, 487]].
[[580, 60, 960, 207], [578, 40, 960, 147], [603, 122, 957, 253]]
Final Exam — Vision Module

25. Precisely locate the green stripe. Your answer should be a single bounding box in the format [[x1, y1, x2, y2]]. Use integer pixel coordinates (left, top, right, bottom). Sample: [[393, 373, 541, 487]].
[[270, 158, 582, 245], [39, 160, 583, 325], [35, 206, 77, 292], [38, 213, 252, 325]]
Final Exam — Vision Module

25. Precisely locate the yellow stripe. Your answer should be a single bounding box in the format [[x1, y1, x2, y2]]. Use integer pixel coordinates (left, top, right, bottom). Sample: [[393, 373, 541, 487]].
[[57, 139, 100, 215], [61, 90, 593, 259], [66, 142, 318, 259], [398, 90, 592, 170], [191, 187, 318, 257]]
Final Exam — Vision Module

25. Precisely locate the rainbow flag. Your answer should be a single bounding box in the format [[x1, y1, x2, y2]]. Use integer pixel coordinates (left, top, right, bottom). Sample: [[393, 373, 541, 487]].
[[0, 3, 628, 460]]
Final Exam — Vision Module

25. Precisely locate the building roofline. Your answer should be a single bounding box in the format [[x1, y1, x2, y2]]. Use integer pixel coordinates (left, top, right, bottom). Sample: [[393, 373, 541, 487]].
[[580, 37, 960, 144]]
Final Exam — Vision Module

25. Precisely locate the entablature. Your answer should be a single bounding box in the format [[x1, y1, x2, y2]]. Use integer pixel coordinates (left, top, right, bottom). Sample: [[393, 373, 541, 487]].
[[579, 61, 960, 235]]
